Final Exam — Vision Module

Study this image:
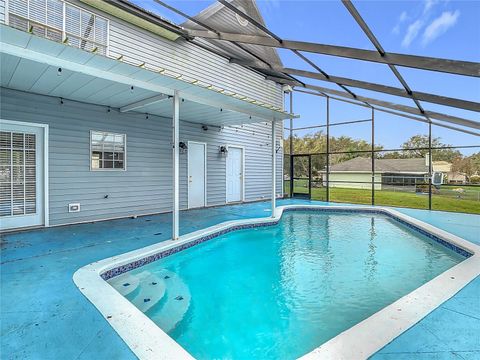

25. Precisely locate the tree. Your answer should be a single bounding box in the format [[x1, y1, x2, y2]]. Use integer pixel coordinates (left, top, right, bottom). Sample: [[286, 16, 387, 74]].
[[284, 131, 384, 178], [451, 157, 474, 179], [400, 135, 461, 162]]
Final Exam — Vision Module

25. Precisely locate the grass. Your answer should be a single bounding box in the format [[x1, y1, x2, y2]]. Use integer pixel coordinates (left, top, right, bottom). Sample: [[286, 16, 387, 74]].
[[285, 181, 480, 214]]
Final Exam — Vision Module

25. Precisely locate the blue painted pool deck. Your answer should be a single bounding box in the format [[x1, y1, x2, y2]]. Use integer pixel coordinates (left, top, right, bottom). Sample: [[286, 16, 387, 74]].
[[1, 199, 479, 359]]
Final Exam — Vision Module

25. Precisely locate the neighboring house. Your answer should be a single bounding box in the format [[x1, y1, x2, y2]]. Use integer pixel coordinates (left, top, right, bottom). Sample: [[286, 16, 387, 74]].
[[324, 157, 430, 190], [432, 161, 467, 184], [0, 0, 290, 231]]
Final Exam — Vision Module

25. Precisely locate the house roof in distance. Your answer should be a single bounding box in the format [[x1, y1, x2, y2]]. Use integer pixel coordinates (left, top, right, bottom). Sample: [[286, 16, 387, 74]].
[[329, 157, 429, 173]]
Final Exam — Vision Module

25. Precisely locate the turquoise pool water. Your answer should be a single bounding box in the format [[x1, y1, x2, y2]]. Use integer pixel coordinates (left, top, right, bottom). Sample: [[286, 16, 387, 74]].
[[108, 211, 464, 359]]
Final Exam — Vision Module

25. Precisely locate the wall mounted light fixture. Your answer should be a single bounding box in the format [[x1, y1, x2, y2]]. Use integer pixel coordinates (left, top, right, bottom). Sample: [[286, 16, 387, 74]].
[[219, 145, 228, 155], [179, 142, 188, 154]]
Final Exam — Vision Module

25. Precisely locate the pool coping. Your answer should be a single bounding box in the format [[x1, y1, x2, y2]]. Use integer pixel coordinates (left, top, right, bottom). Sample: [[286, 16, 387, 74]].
[[73, 205, 480, 360]]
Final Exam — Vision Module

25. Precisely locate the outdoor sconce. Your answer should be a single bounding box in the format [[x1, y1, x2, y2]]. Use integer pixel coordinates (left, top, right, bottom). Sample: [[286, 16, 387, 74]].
[[219, 145, 228, 155], [276, 142, 282, 153], [179, 142, 188, 154]]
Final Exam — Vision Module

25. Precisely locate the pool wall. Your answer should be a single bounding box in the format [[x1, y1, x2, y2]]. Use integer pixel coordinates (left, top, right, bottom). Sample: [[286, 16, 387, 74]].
[[73, 205, 480, 360]]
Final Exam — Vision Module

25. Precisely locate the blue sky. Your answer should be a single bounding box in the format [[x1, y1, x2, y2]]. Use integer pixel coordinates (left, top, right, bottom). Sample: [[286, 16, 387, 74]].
[[131, 0, 479, 155]]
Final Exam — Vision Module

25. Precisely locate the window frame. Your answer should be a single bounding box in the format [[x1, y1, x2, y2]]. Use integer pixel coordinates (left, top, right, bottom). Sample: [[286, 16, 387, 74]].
[[6, 0, 110, 55], [89, 130, 127, 172]]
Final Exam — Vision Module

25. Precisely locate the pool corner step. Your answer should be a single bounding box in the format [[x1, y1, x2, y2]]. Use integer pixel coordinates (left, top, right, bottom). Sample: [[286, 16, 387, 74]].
[[107, 273, 140, 297], [128, 272, 166, 313], [149, 270, 191, 333]]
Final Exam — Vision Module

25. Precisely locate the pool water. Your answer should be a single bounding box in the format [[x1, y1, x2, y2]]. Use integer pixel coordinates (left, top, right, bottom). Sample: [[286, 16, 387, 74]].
[[108, 211, 464, 359]]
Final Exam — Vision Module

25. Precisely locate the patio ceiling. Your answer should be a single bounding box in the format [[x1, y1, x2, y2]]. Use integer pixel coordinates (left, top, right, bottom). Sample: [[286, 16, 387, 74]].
[[0, 25, 296, 127]]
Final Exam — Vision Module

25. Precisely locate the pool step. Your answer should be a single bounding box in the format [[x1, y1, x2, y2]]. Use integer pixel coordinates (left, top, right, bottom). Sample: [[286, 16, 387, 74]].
[[128, 271, 166, 313], [107, 273, 140, 297], [149, 270, 191, 333]]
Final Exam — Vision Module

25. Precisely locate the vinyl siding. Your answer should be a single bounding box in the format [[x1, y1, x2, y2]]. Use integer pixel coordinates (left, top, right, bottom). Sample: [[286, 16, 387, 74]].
[[1, 88, 283, 226], [3, 0, 283, 107], [329, 173, 382, 190], [68, 0, 283, 108]]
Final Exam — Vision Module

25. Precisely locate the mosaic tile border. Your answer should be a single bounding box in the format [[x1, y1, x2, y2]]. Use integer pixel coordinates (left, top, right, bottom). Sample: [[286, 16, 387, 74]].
[[101, 207, 472, 281]]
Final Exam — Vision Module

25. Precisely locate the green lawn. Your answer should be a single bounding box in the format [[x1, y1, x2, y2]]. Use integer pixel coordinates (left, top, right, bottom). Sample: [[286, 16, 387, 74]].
[[284, 181, 480, 214]]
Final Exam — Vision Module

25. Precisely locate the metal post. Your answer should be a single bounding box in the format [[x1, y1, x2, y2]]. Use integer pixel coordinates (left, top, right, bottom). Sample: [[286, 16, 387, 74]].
[[326, 96, 330, 202], [289, 91, 294, 198], [172, 91, 180, 240], [428, 120, 432, 210], [371, 107, 375, 206], [272, 120, 277, 217]]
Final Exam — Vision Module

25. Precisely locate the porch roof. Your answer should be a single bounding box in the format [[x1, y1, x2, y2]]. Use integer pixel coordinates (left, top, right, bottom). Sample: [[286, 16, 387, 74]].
[[0, 25, 296, 126]]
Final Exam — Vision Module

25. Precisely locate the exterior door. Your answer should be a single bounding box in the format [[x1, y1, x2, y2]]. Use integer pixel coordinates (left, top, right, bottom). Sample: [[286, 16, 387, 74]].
[[1, 122, 45, 230], [292, 154, 311, 198], [226, 146, 243, 203], [188, 142, 206, 208]]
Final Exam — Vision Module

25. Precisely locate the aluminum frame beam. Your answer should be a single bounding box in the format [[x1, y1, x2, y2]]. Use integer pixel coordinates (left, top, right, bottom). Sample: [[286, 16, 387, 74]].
[[296, 89, 480, 137], [230, 59, 479, 112], [119, 94, 170, 112], [267, 75, 479, 130], [172, 90, 180, 240], [216, 0, 365, 103], [271, 120, 277, 217], [342, 0, 428, 122], [152, 0, 300, 84], [188, 29, 480, 77]]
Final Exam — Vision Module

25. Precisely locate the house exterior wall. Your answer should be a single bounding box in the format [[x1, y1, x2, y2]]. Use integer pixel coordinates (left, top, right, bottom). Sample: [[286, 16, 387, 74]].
[[329, 173, 382, 190], [1, 88, 283, 226], [0, 0, 283, 107]]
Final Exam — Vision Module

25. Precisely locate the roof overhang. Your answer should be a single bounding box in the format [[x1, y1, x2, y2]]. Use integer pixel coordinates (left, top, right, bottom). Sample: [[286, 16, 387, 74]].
[[0, 25, 297, 126]]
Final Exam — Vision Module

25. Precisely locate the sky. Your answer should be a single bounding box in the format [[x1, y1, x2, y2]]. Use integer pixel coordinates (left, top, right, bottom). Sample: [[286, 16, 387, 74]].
[[130, 0, 480, 155]]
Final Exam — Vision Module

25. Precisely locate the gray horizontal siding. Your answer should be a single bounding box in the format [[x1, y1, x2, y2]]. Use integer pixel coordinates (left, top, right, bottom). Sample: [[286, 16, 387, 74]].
[[66, 0, 283, 108], [1, 88, 283, 226]]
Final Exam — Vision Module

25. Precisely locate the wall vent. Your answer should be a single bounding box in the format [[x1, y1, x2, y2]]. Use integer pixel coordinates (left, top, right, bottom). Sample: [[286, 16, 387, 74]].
[[68, 203, 81, 213]]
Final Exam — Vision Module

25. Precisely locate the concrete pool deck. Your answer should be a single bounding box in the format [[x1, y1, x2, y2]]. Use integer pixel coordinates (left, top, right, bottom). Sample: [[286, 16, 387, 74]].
[[1, 199, 479, 359]]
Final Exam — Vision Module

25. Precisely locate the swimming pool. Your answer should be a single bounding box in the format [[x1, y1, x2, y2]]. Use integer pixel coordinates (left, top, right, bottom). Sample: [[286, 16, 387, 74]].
[[74, 206, 480, 359]]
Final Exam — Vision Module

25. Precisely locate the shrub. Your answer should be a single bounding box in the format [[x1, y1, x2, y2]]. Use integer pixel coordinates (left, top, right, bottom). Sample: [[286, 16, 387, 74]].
[[469, 175, 480, 184]]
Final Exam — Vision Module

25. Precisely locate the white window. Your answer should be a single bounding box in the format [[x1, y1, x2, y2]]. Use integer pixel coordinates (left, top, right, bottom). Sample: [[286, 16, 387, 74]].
[[90, 131, 126, 171], [0, 131, 37, 217], [8, 0, 109, 55]]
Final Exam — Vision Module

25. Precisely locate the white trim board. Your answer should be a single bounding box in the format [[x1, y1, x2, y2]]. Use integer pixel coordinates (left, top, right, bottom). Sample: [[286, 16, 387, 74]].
[[73, 205, 480, 360]]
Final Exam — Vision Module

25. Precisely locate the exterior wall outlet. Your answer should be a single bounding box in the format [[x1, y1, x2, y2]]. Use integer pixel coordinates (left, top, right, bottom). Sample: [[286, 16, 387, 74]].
[[68, 203, 81, 213]]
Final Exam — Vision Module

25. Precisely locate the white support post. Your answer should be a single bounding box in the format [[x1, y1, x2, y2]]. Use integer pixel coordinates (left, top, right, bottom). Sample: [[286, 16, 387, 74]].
[[271, 120, 276, 217], [172, 91, 180, 240]]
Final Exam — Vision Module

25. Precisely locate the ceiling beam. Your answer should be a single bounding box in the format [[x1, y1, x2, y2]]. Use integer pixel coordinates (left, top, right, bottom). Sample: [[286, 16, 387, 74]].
[[188, 29, 480, 77], [217, 0, 365, 103], [266, 75, 480, 130], [230, 59, 479, 112], [119, 94, 170, 112], [341, 0, 428, 121], [294, 88, 479, 137]]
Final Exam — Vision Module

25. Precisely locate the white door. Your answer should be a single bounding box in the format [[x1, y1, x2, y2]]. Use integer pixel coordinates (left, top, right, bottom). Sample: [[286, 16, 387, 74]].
[[226, 146, 243, 203], [188, 142, 206, 208], [1, 122, 45, 230]]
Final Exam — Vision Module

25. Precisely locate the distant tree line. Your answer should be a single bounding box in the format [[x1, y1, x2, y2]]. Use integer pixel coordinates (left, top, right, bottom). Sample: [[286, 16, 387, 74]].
[[284, 132, 479, 182]]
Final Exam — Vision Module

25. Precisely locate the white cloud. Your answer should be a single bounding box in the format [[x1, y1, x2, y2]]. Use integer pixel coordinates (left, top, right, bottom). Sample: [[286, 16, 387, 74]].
[[392, 11, 408, 34], [422, 10, 460, 45], [402, 20, 424, 47], [423, 0, 439, 14]]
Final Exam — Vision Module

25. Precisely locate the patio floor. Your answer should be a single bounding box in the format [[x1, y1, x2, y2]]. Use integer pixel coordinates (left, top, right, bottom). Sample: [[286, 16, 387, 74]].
[[1, 199, 479, 359]]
